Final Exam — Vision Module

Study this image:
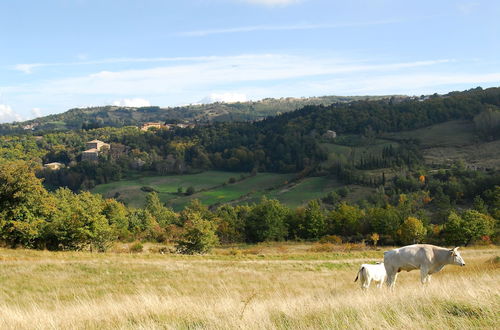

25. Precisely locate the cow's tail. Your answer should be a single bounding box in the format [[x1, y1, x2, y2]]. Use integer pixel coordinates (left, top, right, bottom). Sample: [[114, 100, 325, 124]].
[[354, 266, 365, 282]]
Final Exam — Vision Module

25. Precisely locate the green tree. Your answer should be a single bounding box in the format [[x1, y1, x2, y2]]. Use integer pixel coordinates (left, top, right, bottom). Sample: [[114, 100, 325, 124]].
[[145, 192, 177, 227], [398, 217, 426, 244], [367, 206, 401, 237], [215, 204, 245, 244], [472, 196, 488, 214], [46, 189, 114, 251], [176, 211, 219, 254], [102, 198, 130, 240], [327, 202, 365, 237], [302, 199, 326, 239], [245, 197, 289, 242], [0, 161, 54, 248], [444, 210, 495, 246], [128, 208, 157, 238]]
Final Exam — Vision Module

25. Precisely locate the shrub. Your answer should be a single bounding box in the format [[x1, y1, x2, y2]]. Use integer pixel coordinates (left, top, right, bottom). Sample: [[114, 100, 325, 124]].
[[319, 235, 343, 244], [185, 186, 195, 196], [398, 217, 426, 244], [176, 212, 219, 254], [129, 241, 143, 253], [141, 186, 158, 193], [444, 210, 495, 246]]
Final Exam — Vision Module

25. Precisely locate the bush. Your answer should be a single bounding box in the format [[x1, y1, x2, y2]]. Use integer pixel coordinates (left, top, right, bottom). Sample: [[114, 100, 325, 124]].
[[398, 217, 426, 245], [176, 212, 219, 254], [319, 235, 343, 244], [185, 186, 195, 196], [444, 210, 495, 246], [129, 241, 144, 253], [141, 186, 158, 193]]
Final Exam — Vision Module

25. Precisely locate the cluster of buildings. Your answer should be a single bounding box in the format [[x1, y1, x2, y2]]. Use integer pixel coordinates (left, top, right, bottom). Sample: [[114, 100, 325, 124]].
[[43, 122, 194, 170], [140, 122, 195, 131]]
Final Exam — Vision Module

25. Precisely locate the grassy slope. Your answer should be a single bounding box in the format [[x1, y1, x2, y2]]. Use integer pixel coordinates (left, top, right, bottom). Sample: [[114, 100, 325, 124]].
[[0, 245, 497, 329], [383, 119, 500, 169], [92, 172, 296, 210]]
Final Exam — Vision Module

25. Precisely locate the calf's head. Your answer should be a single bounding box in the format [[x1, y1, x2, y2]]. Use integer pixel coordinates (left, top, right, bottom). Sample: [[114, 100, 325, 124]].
[[449, 247, 465, 266]]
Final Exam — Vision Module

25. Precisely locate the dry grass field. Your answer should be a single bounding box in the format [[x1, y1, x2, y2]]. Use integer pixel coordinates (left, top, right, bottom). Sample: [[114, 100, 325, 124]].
[[0, 244, 498, 329]]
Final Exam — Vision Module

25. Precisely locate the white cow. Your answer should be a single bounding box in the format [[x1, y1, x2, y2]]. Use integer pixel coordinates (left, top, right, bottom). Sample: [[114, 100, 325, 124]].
[[384, 244, 465, 288], [354, 262, 387, 289]]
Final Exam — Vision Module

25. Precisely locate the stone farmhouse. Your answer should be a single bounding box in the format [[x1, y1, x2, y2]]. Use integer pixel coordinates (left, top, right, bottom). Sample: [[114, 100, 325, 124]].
[[82, 139, 110, 161], [323, 130, 337, 139]]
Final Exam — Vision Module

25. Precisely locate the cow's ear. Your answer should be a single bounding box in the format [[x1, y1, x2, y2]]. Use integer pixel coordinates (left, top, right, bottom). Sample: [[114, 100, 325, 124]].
[[453, 247, 460, 252]]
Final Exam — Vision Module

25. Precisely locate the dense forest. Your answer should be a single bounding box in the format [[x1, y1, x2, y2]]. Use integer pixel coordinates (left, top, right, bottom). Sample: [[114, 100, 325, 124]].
[[0, 87, 499, 252]]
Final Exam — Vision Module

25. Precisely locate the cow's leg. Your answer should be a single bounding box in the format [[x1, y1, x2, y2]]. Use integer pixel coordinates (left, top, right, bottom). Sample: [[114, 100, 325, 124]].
[[362, 278, 370, 290], [386, 270, 397, 289], [376, 280, 384, 288], [420, 267, 429, 285]]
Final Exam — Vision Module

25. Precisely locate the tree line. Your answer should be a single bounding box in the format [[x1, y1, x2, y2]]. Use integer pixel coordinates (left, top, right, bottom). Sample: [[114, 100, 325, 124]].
[[1, 161, 497, 253]]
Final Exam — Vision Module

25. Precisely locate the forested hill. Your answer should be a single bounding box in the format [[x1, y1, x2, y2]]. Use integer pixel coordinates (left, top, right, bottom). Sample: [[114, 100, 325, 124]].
[[255, 87, 500, 135], [0, 95, 395, 134]]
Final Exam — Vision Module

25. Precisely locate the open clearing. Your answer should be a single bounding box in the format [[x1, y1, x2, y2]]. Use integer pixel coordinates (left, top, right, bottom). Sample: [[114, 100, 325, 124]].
[[0, 245, 498, 329]]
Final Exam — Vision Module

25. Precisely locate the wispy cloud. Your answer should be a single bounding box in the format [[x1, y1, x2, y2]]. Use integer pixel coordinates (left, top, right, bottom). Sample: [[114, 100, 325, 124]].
[[177, 19, 404, 37], [4, 54, 453, 105], [28, 55, 451, 97], [5, 53, 496, 118], [11, 55, 224, 74]]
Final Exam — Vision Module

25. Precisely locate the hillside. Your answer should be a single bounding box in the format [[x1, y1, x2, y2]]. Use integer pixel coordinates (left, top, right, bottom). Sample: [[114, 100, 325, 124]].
[[0, 95, 397, 134]]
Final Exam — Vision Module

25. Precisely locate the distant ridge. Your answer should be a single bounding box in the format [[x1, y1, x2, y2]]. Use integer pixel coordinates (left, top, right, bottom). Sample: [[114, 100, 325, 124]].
[[0, 94, 401, 133]]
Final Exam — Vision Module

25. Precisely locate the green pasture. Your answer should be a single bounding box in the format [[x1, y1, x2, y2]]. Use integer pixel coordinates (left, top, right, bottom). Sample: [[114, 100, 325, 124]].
[[92, 171, 245, 208], [92, 171, 295, 210], [165, 173, 295, 210], [257, 176, 342, 207]]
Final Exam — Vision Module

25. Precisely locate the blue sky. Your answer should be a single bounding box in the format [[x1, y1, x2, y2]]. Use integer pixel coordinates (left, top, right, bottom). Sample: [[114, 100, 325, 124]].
[[1, 0, 499, 122]]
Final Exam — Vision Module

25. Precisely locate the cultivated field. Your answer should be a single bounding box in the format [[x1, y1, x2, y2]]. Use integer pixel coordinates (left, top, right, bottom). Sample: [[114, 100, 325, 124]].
[[0, 244, 498, 329]]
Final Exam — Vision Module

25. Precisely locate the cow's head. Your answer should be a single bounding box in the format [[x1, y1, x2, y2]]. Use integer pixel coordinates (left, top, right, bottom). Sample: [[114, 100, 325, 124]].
[[450, 247, 465, 266]]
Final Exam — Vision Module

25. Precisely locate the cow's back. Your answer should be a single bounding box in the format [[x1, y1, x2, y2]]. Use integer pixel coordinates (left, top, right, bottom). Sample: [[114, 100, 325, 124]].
[[385, 245, 433, 271]]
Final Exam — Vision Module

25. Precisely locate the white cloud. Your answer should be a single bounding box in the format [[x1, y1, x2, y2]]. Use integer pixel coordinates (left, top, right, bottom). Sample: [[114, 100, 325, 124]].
[[32, 55, 450, 97], [200, 93, 248, 104], [4, 52, 496, 114], [31, 108, 43, 118], [0, 104, 23, 123], [112, 98, 151, 107], [241, 0, 302, 6], [177, 19, 403, 37], [11, 56, 217, 74], [14, 63, 43, 74]]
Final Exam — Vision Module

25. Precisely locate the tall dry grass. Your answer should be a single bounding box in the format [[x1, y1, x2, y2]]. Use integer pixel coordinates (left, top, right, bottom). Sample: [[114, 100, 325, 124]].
[[0, 246, 498, 329]]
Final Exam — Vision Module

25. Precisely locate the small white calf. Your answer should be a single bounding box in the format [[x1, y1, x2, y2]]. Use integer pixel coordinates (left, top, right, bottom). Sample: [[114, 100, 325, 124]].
[[354, 262, 386, 289]]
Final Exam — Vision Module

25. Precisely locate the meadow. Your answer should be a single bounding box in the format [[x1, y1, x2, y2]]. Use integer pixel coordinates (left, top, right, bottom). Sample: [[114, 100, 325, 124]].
[[0, 244, 498, 329]]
